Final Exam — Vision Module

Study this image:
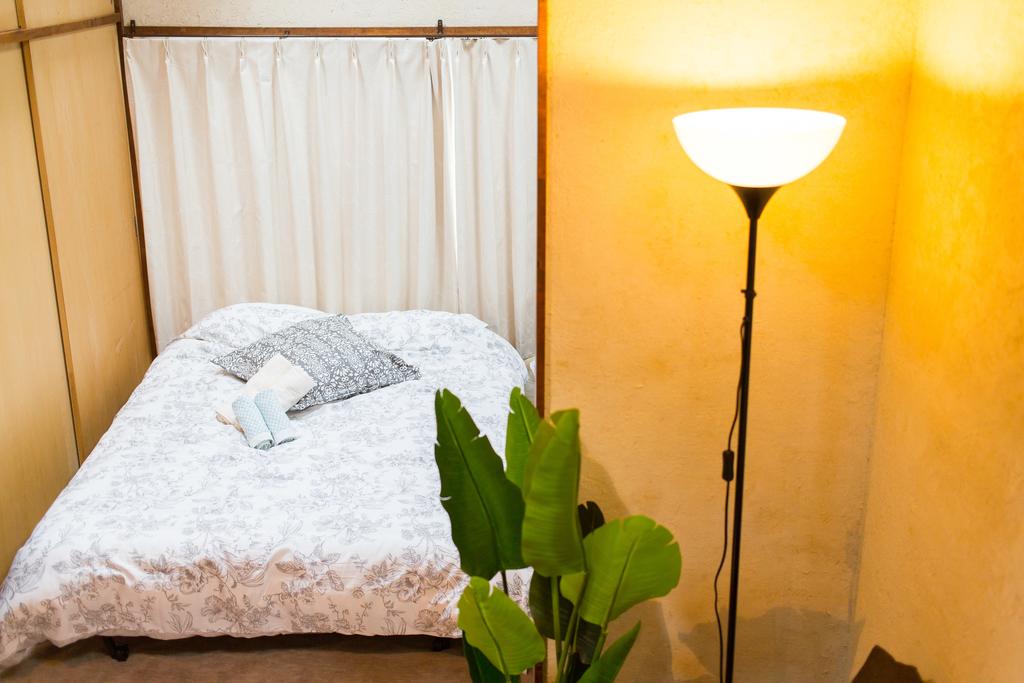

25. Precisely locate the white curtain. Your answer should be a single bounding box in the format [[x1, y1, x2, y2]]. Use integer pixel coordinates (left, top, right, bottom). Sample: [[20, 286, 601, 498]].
[[440, 39, 537, 364], [125, 37, 536, 356]]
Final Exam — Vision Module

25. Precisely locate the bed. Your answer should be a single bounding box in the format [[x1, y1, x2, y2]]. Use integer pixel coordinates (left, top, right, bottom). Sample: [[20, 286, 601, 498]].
[[0, 303, 530, 670]]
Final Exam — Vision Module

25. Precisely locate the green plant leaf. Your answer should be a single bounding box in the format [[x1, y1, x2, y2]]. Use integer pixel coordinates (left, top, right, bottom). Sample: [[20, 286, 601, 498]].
[[505, 387, 541, 489], [575, 618, 604, 666], [434, 390, 526, 578], [528, 571, 572, 640], [521, 410, 585, 577], [529, 501, 605, 667], [578, 500, 606, 537], [521, 410, 556, 497], [465, 640, 516, 683], [577, 621, 642, 683], [528, 501, 604, 640], [567, 499, 610, 664], [574, 501, 605, 664], [561, 516, 681, 626], [529, 573, 603, 669], [458, 577, 546, 677]]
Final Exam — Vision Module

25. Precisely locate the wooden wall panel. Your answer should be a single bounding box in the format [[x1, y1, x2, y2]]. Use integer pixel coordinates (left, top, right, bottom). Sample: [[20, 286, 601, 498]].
[[20, 0, 111, 26], [23, 18, 153, 457], [0, 0, 78, 579]]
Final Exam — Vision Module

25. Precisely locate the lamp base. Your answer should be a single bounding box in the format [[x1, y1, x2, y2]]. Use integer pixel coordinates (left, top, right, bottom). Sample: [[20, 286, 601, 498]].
[[731, 186, 779, 220]]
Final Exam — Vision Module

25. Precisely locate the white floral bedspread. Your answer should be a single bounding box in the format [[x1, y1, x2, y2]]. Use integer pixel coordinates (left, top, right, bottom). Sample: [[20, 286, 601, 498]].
[[0, 304, 530, 670]]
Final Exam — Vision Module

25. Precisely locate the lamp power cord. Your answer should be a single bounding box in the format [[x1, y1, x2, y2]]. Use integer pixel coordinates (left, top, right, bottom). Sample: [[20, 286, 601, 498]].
[[715, 320, 744, 682]]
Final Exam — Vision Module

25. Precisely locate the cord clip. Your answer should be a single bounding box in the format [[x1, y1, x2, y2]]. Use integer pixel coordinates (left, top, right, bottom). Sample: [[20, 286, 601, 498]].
[[721, 449, 735, 482]]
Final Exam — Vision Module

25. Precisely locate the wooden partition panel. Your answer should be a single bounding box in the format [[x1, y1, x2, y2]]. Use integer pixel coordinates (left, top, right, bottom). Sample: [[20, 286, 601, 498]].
[[21, 0, 152, 457], [0, 0, 77, 579], [21, 0, 110, 25]]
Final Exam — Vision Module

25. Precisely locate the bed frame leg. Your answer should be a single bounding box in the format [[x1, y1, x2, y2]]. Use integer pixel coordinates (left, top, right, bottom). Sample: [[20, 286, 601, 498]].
[[103, 636, 130, 662], [431, 637, 453, 652]]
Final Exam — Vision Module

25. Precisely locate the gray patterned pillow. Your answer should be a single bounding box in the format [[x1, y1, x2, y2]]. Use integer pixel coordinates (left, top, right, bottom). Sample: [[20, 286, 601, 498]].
[[213, 315, 420, 411]]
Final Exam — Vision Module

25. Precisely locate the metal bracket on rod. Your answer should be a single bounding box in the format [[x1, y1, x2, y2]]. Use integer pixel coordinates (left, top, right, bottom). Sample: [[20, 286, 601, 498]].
[[427, 19, 445, 41]]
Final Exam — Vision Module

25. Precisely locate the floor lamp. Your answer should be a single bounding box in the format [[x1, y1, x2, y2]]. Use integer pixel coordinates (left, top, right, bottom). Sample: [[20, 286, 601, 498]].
[[671, 108, 846, 682]]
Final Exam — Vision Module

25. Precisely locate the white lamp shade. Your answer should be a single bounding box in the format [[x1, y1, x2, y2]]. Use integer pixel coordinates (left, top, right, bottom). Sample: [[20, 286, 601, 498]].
[[672, 108, 846, 188]]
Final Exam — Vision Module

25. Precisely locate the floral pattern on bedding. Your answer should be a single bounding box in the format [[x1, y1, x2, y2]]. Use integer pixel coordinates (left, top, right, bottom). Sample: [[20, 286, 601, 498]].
[[0, 304, 529, 670]]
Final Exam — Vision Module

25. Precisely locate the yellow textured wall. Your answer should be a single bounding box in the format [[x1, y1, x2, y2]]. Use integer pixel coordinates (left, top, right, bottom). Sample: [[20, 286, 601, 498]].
[[852, 1, 1024, 679], [545, 1, 916, 679]]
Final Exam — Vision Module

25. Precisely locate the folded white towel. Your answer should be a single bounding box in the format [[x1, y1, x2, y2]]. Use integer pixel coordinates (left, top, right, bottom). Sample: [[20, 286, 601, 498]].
[[216, 353, 316, 428]]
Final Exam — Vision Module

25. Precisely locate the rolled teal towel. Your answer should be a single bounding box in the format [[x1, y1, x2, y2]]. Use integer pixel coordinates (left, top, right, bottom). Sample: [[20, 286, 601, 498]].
[[254, 389, 298, 446], [232, 395, 273, 450]]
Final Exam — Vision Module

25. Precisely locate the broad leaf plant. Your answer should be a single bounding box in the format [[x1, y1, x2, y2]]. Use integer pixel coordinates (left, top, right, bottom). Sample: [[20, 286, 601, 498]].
[[434, 388, 682, 683]]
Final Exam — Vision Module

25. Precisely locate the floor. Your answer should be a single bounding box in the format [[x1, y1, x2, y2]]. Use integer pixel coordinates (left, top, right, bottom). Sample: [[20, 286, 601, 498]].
[[3, 634, 471, 682]]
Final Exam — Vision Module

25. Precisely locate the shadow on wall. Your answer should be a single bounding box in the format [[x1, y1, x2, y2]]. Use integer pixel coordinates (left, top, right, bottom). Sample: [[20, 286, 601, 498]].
[[680, 608, 863, 683], [579, 452, 680, 682], [578, 453, 863, 682]]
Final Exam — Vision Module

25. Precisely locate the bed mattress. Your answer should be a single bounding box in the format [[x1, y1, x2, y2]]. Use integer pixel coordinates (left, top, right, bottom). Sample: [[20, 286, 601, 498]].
[[0, 304, 530, 670]]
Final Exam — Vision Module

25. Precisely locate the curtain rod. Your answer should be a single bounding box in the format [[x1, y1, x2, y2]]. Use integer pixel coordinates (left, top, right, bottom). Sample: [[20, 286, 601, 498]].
[[0, 12, 120, 44], [127, 20, 537, 39]]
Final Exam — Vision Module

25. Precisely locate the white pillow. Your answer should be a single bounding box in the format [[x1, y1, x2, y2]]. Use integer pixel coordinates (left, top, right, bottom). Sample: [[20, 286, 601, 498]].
[[180, 303, 329, 348], [215, 353, 316, 427]]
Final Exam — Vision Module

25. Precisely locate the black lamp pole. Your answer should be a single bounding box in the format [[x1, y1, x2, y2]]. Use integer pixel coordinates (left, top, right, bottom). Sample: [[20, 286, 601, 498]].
[[723, 185, 779, 683]]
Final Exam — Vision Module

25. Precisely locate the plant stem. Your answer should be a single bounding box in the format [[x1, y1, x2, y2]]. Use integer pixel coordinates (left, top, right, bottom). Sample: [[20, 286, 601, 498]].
[[557, 573, 587, 683], [556, 602, 581, 682], [501, 570, 509, 594], [593, 629, 607, 661], [551, 575, 562, 663]]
